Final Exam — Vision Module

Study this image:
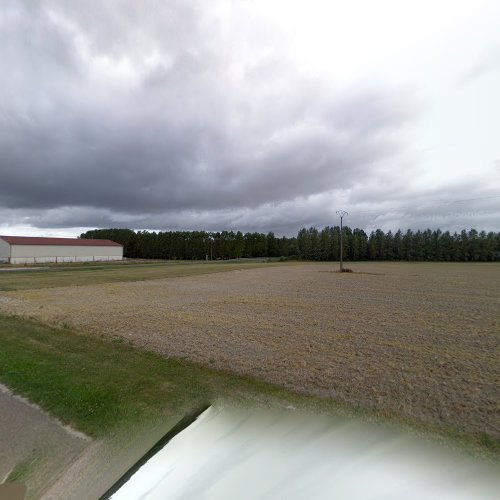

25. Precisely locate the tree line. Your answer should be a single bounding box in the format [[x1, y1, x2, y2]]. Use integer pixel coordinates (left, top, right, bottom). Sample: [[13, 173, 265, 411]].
[[80, 227, 500, 262]]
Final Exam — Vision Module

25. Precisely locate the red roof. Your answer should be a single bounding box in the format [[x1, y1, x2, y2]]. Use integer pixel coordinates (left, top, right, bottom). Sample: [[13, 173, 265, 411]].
[[0, 236, 122, 247]]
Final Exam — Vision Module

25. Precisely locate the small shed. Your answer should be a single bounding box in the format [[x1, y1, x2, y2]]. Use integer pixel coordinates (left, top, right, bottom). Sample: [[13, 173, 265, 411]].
[[0, 236, 123, 264]]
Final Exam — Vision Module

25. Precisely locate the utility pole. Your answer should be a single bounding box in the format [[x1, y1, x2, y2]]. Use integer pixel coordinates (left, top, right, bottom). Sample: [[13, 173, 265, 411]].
[[336, 210, 348, 272]]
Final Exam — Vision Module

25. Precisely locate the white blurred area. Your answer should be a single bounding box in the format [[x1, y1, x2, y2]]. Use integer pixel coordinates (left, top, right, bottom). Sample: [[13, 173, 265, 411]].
[[111, 407, 499, 499], [0, 225, 88, 239]]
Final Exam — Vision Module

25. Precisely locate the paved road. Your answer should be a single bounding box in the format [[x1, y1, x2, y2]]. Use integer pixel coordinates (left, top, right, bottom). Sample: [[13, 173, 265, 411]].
[[0, 383, 90, 497]]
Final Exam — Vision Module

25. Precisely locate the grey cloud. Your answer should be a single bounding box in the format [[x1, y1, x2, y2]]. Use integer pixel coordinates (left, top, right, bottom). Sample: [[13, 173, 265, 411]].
[[1, 1, 497, 235], [457, 46, 500, 85], [9, 179, 499, 237], [0, 1, 418, 215]]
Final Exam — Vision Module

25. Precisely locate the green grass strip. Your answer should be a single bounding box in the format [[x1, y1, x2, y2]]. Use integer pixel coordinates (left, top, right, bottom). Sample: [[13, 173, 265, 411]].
[[0, 261, 282, 291], [0, 314, 289, 438], [0, 313, 498, 458]]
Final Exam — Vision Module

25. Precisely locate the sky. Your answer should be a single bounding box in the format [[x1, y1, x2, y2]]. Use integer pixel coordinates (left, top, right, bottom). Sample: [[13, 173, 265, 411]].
[[1, 0, 499, 237]]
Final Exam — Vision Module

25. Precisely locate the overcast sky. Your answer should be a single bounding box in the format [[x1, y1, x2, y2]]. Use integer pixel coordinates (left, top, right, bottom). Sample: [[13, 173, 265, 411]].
[[1, 0, 499, 237]]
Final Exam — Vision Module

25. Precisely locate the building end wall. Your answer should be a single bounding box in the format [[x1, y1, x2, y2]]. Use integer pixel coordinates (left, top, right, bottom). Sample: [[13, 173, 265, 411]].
[[0, 238, 10, 262]]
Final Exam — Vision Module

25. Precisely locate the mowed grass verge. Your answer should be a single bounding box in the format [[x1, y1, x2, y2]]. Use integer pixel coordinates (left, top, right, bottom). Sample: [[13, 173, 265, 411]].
[[0, 313, 308, 438], [0, 260, 285, 291]]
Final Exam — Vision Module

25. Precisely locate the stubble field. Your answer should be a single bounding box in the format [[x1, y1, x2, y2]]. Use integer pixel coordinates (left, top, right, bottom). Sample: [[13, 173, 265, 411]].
[[1, 262, 499, 442]]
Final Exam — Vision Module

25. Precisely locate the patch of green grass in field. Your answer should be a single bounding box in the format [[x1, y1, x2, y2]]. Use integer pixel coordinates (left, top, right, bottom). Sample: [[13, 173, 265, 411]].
[[0, 261, 283, 291], [0, 314, 301, 438]]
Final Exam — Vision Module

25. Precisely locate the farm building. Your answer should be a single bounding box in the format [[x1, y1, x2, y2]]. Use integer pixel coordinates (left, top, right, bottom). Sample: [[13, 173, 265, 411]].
[[0, 236, 123, 264]]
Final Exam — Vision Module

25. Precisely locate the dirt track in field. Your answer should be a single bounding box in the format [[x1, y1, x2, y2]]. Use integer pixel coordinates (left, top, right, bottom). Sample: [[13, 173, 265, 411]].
[[2, 262, 499, 439]]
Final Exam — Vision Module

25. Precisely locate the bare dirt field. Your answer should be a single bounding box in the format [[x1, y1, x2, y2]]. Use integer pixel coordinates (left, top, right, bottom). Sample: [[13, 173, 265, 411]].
[[1, 262, 499, 440]]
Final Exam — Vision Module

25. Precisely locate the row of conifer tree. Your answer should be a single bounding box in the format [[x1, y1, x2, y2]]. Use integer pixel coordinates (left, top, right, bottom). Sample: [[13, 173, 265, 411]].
[[81, 227, 500, 262]]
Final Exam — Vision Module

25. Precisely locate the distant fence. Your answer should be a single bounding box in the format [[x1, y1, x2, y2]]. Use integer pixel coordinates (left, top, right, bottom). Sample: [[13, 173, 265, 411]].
[[8, 255, 122, 265]]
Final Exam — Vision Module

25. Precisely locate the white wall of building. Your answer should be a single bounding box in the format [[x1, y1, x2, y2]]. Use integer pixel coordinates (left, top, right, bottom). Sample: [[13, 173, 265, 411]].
[[9, 244, 123, 264], [0, 238, 10, 262]]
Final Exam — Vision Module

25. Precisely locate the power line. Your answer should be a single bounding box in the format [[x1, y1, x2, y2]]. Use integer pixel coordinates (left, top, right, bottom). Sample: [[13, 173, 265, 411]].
[[349, 194, 500, 217]]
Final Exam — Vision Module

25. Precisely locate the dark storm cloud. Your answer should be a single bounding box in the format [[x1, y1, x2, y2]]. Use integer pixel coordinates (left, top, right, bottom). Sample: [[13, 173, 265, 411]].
[[2, 1, 496, 235], [0, 1, 420, 217]]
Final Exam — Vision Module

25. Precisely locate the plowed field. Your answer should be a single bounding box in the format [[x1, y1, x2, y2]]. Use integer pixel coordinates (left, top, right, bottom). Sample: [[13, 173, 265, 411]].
[[2, 262, 499, 440]]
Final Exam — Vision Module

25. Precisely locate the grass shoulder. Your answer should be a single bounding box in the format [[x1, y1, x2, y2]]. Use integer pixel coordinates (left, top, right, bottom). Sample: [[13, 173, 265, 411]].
[[0, 313, 498, 463], [0, 312, 315, 438]]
